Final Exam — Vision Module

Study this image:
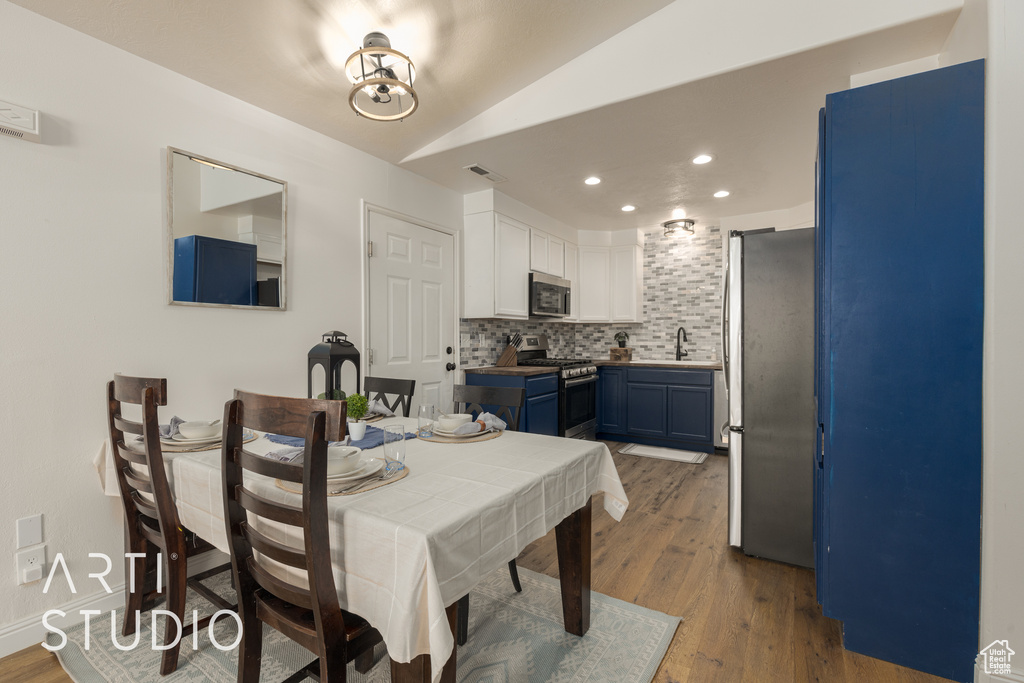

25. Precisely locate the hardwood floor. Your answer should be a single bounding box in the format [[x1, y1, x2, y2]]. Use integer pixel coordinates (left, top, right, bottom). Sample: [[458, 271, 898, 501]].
[[0, 441, 952, 683]]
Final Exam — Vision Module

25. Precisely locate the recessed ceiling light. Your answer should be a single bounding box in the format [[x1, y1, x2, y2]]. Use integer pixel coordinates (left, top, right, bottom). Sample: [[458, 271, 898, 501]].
[[584, 176, 601, 185], [714, 190, 730, 198], [692, 154, 713, 165], [621, 205, 636, 212]]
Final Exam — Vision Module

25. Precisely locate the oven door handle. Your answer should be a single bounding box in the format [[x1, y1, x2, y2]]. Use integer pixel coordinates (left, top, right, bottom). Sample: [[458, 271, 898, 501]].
[[564, 374, 597, 388]]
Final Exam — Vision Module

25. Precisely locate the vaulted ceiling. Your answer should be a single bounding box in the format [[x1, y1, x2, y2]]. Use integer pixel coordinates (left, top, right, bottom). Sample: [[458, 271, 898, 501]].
[[12, 0, 964, 230]]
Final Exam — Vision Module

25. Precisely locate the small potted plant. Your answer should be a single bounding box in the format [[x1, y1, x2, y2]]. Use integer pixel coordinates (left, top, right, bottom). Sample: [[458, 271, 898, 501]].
[[346, 394, 369, 440], [614, 331, 629, 348]]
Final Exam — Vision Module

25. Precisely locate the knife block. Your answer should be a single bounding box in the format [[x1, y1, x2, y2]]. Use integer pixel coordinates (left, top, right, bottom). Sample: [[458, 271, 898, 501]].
[[496, 345, 518, 367]]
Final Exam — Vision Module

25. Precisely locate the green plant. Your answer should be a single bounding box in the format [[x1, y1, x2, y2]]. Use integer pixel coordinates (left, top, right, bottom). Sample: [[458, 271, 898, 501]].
[[614, 331, 629, 343], [316, 389, 346, 400], [346, 393, 368, 421]]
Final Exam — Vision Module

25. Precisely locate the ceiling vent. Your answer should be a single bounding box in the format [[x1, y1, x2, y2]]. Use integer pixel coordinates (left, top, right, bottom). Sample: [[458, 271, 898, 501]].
[[0, 100, 40, 143], [463, 163, 507, 183]]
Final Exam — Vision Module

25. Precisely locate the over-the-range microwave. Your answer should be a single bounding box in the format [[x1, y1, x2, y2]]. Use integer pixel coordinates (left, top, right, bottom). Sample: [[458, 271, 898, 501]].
[[529, 272, 571, 318]]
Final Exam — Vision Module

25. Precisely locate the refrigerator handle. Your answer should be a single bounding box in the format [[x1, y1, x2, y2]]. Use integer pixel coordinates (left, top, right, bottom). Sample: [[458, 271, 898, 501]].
[[817, 423, 825, 467], [721, 251, 730, 391]]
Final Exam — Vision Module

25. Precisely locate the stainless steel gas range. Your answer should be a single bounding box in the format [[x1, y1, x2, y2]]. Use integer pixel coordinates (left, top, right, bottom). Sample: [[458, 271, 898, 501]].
[[514, 335, 597, 440]]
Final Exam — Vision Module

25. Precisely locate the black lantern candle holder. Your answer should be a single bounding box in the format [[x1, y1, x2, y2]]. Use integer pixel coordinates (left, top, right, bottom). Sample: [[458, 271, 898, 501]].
[[307, 331, 361, 399]]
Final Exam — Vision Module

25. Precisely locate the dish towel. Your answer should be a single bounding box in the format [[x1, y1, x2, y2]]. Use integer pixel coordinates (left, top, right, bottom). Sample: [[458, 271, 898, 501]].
[[366, 399, 395, 417], [453, 412, 507, 435], [265, 426, 416, 451]]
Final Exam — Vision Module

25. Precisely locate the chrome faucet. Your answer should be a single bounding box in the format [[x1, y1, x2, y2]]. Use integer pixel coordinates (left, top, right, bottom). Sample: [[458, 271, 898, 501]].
[[676, 326, 689, 360]]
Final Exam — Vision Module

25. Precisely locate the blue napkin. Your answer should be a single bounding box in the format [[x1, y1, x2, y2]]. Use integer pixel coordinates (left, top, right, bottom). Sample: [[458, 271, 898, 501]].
[[265, 425, 416, 451]]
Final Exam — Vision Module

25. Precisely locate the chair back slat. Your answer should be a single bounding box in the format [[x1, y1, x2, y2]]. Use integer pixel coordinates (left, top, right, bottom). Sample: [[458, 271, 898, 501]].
[[117, 442, 150, 466], [236, 486, 304, 527], [236, 447, 304, 483], [232, 390, 347, 441], [364, 376, 416, 417], [247, 557, 313, 610], [453, 385, 526, 431], [242, 523, 308, 569], [114, 415, 144, 436], [112, 375, 167, 405], [123, 468, 153, 494], [130, 491, 159, 518]]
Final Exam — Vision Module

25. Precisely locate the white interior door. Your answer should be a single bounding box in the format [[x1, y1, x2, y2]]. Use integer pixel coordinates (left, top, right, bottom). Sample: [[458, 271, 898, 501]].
[[368, 210, 456, 415]]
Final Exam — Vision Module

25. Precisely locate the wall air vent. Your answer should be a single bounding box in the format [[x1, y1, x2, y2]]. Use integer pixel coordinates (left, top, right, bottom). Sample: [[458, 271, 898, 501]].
[[0, 100, 41, 143], [463, 163, 507, 183]]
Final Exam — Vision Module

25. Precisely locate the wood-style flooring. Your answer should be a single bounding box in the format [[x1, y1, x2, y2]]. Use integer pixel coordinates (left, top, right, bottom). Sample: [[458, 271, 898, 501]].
[[0, 441, 952, 683]]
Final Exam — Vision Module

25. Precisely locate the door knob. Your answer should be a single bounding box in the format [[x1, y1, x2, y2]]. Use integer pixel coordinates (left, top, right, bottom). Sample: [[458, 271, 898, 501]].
[[446, 362, 456, 371]]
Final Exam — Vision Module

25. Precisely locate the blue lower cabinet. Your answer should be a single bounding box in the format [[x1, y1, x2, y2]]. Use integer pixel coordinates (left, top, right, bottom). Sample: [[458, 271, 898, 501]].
[[599, 366, 714, 451], [667, 386, 711, 441], [597, 368, 626, 434], [626, 383, 666, 436], [464, 372, 559, 436], [173, 235, 257, 305]]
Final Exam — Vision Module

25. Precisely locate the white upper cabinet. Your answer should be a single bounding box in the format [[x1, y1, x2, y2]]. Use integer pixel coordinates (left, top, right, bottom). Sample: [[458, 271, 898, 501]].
[[579, 247, 611, 321], [463, 211, 531, 320], [610, 244, 643, 322], [576, 231, 644, 323], [564, 243, 579, 322], [530, 229, 566, 278]]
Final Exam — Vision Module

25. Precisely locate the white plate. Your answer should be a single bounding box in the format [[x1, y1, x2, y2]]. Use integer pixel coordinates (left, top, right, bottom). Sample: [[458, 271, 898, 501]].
[[431, 426, 492, 439], [164, 433, 221, 445], [326, 458, 384, 484]]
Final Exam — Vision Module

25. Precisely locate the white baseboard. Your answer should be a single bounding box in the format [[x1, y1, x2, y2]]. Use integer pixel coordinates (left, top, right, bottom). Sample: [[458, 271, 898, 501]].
[[0, 550, 229, 659], [976, 659, 1024, 683]]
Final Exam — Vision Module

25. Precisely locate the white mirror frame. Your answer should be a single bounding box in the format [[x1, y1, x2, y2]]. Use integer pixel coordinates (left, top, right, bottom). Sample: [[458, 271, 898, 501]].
[[165, 147, 288, 310]]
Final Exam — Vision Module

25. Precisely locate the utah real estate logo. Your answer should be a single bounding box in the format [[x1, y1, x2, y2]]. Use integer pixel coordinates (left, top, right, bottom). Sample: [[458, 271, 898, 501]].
[[979, 640, 1015, 676]]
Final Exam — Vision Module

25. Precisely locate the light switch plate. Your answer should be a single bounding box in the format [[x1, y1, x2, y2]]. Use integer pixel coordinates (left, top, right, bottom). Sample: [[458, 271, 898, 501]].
[[16, 514, 42, 549]]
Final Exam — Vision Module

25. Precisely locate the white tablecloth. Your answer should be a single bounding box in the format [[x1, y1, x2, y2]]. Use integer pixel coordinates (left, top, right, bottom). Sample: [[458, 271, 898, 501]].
[[170, 417, 628, 682]]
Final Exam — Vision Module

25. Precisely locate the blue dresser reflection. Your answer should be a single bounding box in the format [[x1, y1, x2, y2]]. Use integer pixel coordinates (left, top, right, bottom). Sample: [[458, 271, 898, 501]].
[[173, 235, 257, 306]]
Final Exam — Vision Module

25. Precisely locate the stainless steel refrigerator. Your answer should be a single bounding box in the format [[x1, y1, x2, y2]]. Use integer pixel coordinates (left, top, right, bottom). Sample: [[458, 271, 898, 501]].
[[725, 227, 815, 567]]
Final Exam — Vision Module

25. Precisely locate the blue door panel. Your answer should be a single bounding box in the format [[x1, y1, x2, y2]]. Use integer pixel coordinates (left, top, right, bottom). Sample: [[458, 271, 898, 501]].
[[626, 383, 666, 437], [818, 60, 983, 682], [667, 386, 711, 441], [525, 392, 559, 436]]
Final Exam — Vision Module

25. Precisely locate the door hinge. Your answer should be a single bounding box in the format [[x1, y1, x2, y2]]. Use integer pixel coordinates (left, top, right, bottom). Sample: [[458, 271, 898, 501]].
[[367, 240, 373, 257], [367, 348, 373, 365]]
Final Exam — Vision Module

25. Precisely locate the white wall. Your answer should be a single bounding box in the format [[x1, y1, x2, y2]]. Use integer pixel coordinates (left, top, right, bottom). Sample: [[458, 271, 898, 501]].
[[978, 0, 1024, 680], [0, 0, 461, 640]]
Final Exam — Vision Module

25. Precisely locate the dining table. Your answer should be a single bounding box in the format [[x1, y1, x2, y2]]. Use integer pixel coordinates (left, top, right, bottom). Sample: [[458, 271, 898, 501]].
[[165, 416, 629, 683]]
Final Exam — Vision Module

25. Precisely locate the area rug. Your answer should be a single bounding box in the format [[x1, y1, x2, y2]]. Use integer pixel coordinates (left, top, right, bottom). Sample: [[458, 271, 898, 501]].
[[49, 566, 679, 683], [619, 443, 709, 464]]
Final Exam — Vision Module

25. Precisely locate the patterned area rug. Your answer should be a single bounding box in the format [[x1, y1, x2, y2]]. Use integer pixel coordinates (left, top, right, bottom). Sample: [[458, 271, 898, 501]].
[[50, 566, 679, 683]]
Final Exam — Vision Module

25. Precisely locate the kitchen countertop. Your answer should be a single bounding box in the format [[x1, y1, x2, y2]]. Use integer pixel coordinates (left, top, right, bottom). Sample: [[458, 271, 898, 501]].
[[463, 366, 560, 376], [595, 359, 724, 370]]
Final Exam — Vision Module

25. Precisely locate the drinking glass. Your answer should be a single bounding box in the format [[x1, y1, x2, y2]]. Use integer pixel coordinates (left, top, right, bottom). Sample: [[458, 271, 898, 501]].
[[384, 425, 406, 471], [417, 404, 435, 437]]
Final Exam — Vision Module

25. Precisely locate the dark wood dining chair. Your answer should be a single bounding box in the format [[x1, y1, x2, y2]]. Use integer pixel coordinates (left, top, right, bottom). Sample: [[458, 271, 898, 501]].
[[363, 376, 416, 417], [105, 374, 235, 675], [452, 384, 525, 431], [222, 391, 381, 682], [451, 384, 527, 646]]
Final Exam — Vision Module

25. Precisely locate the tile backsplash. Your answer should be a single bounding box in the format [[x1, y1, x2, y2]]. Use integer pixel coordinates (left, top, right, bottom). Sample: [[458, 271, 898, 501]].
[[460, 224, 724, 365]]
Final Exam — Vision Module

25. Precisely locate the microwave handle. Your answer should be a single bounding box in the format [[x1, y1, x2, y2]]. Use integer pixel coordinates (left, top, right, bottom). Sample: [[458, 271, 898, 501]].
[[565, 290, 571, 316]]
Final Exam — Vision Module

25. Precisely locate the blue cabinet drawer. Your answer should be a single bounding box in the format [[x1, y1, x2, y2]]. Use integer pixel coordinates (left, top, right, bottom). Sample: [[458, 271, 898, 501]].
[[627, 368, 712, 386], [525, 373, 558, 397]]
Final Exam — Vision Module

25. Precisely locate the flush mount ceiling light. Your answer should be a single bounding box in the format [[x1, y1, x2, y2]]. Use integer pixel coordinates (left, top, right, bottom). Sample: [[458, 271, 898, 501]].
[[663, 219, 695, 237], [584, 176, 602, 185], [692, 154, 713, 164], [714, 190, 730, 198], [621, 205, 636, 212], [345, 32, 418, 121]]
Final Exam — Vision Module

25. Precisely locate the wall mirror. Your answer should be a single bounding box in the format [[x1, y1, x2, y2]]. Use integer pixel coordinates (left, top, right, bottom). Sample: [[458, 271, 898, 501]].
[[166, 147, 287, 310]]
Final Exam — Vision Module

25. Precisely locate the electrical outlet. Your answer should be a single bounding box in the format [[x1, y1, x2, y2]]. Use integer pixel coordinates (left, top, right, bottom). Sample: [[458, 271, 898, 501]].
[[16, 546, 45, 585]]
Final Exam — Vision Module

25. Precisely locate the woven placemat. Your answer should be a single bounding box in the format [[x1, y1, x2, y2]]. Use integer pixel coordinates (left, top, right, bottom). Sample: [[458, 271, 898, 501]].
[[275, 465, 408, 496], [417, 429, 504, 444], [363, 414, 385, 424]]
